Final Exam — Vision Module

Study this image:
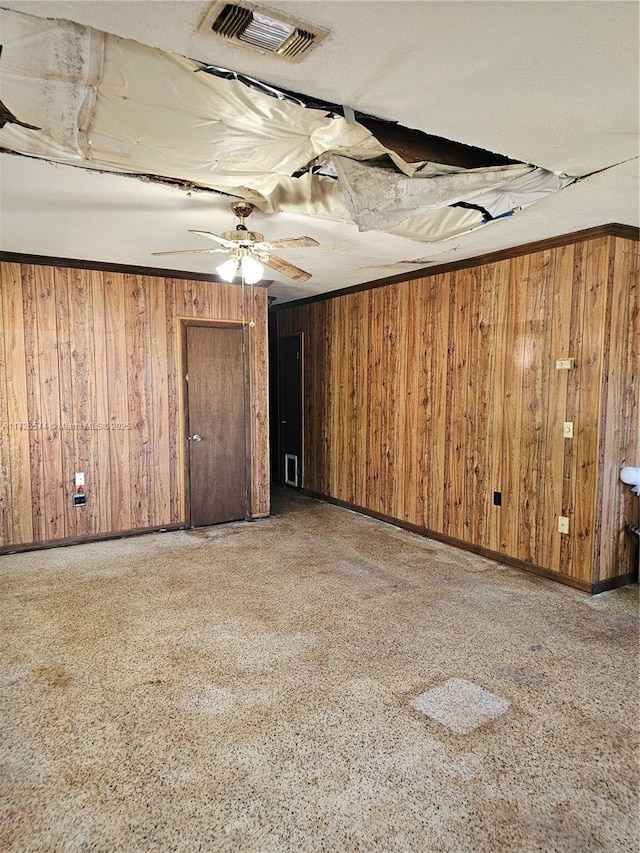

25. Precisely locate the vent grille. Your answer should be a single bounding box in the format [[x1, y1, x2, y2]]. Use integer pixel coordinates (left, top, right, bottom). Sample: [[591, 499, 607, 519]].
[[211, 4, 252, 39], [200, 2, 328, 62]]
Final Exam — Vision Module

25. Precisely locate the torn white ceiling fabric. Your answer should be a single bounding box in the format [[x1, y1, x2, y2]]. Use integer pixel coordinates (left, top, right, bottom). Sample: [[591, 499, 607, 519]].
[[460, 168, 576, 219], [332, 157, 531, 229], [0, 8, 575, 244], [332, 156, 575, 238]]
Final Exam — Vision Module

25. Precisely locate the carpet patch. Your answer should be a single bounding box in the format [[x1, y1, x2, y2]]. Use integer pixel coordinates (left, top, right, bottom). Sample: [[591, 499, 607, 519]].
[[410, 678, 509, 734]]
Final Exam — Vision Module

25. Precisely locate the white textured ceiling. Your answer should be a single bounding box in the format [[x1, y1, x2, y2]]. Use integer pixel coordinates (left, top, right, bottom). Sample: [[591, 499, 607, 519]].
[[0, 0, 638, 302]]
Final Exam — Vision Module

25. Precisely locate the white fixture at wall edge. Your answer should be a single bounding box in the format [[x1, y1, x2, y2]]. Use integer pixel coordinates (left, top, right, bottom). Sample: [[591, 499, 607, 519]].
[[620, 467, 640, 495]]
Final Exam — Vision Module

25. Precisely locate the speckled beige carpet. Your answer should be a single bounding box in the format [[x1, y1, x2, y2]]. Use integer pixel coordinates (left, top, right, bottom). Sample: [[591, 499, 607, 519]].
[[1, 489, 638, 852]]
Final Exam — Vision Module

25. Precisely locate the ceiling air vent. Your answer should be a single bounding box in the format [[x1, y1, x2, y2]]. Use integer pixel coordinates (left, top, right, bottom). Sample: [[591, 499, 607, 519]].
[[199, 2, 329, 62]]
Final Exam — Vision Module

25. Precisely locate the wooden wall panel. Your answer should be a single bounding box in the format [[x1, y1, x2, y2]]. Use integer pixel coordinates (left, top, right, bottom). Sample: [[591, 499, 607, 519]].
[[277, 234, 639, 586], [164, 278, 181, 524], [104, 272, 132, 532], [596, 238, 639, 582], [23, 265, 45, 542], [68, 267, 97, 539], [0, 282, 10, 543], [1, 265, 33, 545], [91, 269, 112, 535], [570, 239, 609, 582], [541, 244, 574, 573], [55, 266, 76, 540], [0, 263, 269, 549], [126, 274, 153, 530], [486, 261, 509, 554], [247, 285, 270, 517], [427, 274, 450, 535]]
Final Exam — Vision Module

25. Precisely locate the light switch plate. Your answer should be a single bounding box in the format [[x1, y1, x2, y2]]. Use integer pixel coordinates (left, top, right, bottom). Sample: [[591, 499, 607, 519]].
[[563, 422, 574, 438], [558, 516, 569, 534]]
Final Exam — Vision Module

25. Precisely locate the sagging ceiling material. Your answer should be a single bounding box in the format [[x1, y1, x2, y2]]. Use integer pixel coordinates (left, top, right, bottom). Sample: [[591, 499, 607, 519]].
[[0, 8, 575, 245]]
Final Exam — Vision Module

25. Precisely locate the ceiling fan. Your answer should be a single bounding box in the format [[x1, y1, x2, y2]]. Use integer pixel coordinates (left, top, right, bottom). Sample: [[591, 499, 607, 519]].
[[152, 201, 318, 283]]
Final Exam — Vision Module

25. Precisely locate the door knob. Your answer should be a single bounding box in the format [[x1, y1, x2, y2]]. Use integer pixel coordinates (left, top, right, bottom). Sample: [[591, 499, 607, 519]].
[[190, 434, 202, 442]]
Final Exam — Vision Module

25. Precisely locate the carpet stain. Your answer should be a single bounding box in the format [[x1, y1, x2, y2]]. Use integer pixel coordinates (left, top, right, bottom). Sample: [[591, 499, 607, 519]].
[[32, 664, 72, 688]]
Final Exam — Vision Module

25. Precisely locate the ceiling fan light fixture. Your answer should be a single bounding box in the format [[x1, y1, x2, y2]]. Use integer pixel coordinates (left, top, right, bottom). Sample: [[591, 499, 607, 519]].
[[241, 255, 264, 284], [216, 256, 240, 281]]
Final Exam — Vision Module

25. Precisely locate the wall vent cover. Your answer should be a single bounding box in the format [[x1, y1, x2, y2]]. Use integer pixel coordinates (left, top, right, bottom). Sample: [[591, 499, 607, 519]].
[[199, 2, 329, 62]]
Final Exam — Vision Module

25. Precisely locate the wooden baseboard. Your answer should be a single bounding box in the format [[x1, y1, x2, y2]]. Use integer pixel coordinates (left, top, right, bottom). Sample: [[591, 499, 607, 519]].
[[300, 489, 602, 593], [0, 523, 186, 556], [592, 571, 639, 595]]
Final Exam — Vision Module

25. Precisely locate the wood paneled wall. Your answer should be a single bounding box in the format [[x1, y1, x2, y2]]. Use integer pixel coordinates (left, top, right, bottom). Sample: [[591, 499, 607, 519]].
[[0, 262, 269, 549], [277, 235, 639, 588]]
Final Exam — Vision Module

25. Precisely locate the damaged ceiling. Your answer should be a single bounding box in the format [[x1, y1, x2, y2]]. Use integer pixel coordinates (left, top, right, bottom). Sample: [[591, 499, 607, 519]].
[[0, 1, 637, 302]]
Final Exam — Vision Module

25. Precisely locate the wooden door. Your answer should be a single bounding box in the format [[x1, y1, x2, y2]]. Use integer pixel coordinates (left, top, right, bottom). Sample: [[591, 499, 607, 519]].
[[278, 334, 303, 488], [186, 325, 247, 526]]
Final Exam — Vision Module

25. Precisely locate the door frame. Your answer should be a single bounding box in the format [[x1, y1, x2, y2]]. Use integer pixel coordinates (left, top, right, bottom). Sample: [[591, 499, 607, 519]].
[[277, 332, 304, 490], [178, 319, 251, 525]]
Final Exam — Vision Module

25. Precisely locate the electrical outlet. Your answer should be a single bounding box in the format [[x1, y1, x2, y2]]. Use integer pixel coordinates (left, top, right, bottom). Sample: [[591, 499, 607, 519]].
[[75, 472, 85, 487], [563, 422, 574, 438], [558, 516, 569, 534], [556, 358, 575, 370]]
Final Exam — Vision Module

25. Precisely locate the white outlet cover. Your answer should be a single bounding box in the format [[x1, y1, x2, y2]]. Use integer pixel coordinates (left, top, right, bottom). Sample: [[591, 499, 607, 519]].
[[75, 472, 85, 487]]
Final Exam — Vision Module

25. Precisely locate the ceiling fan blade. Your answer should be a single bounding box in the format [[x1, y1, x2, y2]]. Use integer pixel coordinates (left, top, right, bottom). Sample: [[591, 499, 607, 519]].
[[151, 248, 228, 256], [188, 229, 235, 247], [262, 254, 312, 283], [268, 236, 319, 249]]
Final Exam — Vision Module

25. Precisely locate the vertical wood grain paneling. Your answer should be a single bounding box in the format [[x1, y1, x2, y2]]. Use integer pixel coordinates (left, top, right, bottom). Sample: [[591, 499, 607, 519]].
[[0, 263, 269, 549], [330, 295, 347, 501], [466, 263, 484, 547], [445, 270, 471, 542], [542, 244, 574, 572], [399, 280, 419, 523], [462, 265, 480, 545], [596, 238, 639, 581], [104, 272, 132, 532], [1, 265, 33, 545], [91, 269, 112, 534], [321, 299, 334, 499], [54, 266, 77, 540], [278, 234, 639, 585], [487, 261, 509, 554], [426, 274, 449, 534], [354, 292, 370, 511], [0, 282, 10, 544], [571, 238, 609, 581], [23, 266, 45, 543], [68, 266, 97, 538], [367, 290, 383, 514], [149, 276, 171, 525], [165, 278, 181, 524], [518, 252, 546, 565], [500, 257, 526, 557], [381, 284, 399, 519], [247, 286, 270, 517], [126, 274, 152, 529], [35, 266, 65, 541]]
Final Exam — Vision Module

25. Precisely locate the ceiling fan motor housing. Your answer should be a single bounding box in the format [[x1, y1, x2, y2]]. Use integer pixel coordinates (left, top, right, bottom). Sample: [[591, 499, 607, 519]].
[[222, 229, 264, 243]]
